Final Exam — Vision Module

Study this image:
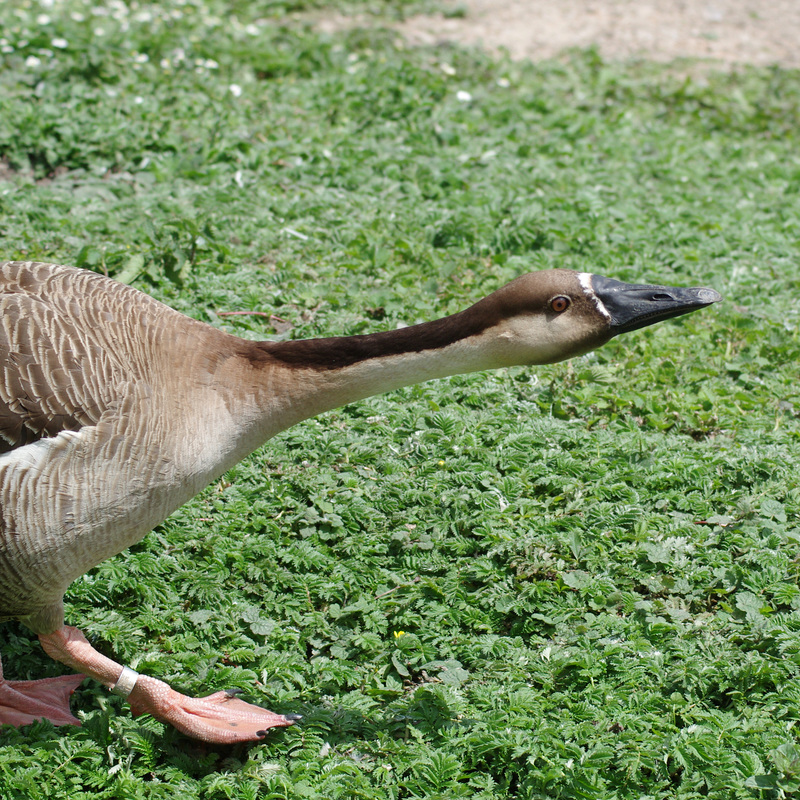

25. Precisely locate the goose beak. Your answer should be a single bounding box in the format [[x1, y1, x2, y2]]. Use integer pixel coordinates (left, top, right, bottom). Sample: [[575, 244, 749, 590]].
[[591, 275, 722, 336]]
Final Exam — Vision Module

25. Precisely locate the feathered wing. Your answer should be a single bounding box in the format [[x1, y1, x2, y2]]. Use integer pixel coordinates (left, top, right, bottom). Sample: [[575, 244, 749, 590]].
[[0, 262, 144, 451]]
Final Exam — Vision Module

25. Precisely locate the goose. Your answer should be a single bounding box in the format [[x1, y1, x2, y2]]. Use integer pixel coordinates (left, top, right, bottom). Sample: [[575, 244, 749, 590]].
[[0, 260, 720, 743]]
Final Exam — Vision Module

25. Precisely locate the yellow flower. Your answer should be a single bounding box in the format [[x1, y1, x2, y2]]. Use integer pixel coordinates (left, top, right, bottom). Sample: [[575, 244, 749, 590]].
[[393, 630, 406, 639]]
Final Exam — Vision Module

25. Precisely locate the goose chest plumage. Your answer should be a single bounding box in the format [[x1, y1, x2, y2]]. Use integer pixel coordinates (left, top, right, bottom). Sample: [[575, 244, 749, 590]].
[[0, 260, 720, 742]]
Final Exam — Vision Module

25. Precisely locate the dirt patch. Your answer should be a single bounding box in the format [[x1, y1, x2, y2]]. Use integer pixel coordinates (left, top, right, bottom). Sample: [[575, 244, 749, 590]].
[[319, 0, 800, 68]]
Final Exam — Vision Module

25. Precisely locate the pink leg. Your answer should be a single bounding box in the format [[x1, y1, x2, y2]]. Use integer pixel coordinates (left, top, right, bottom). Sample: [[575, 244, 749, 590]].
[[0, 655, 84, 728], [39, 626, 299, 744]]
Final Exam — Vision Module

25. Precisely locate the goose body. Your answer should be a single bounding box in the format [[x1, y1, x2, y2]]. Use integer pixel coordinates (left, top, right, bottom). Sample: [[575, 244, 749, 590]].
[[0, 260, 720, 742]]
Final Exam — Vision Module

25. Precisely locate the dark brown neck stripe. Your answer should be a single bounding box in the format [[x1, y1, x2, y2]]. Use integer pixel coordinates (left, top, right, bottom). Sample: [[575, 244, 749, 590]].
[[253, 297, 506, 371], [238, 275, 560, 371]]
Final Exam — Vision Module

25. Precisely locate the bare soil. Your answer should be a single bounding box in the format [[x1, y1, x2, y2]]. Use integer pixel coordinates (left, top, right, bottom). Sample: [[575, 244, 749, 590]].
[[319, 0, 800, 68]]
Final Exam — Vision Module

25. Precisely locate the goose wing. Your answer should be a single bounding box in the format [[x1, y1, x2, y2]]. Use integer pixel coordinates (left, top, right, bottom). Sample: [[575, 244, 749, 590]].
[[0, 262, 132, 450]]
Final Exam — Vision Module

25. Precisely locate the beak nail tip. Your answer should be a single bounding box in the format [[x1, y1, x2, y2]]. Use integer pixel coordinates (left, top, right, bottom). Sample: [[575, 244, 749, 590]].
[[701, 288, 722, 303]]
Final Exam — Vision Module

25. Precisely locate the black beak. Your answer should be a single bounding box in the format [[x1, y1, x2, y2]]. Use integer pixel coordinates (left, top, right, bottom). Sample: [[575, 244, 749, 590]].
[[591, 275, 722, 336]]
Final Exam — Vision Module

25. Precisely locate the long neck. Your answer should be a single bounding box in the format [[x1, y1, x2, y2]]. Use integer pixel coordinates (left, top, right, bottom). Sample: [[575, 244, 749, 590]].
[[237, 306, 521, 442]]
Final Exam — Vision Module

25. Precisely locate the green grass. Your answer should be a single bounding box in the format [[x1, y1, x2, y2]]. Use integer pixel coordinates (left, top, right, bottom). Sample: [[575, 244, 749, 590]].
[[2, 0, 800, 797]]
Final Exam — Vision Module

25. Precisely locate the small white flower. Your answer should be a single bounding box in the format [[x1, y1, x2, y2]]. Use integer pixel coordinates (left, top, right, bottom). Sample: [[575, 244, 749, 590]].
[[51, 37, 68, 49], [160, 58, 170, 69], [1, 46, 13, 54], [229, 83, 242, 97], [245, 23, 259, 35], [456, 90, 472, 103], [234, 170, 244, 188], [94, 27, 105, 37], [204, 59, 218, 70], [109, 1, 129, 20], [133, 96, 143, 105], [132, 52, 148, 64], [71, 12, 85, 22], [36, 14, 51, 25], [496, 77, 511, 88], [439, 62, 456, 76], [25, 55, 41, 68]]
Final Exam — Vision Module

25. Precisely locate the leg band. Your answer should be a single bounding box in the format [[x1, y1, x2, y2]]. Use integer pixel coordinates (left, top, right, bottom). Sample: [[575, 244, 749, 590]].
[[110, 666, 139, 698]]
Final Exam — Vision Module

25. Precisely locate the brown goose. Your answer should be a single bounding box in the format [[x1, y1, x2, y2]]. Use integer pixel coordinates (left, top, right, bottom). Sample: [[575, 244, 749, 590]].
[[0, 260, 720, 743]]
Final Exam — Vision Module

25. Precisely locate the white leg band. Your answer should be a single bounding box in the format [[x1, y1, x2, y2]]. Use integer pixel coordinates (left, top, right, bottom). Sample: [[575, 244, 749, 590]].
[[110, 666, 139, 697]]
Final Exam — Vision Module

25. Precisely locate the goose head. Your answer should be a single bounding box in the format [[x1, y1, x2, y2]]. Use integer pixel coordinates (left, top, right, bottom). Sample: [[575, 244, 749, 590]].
[[470, 269, 722, 367]]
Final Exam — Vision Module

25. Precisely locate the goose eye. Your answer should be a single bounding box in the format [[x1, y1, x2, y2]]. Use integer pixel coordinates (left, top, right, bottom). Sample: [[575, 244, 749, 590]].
[[550, 295, 571, 313]]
